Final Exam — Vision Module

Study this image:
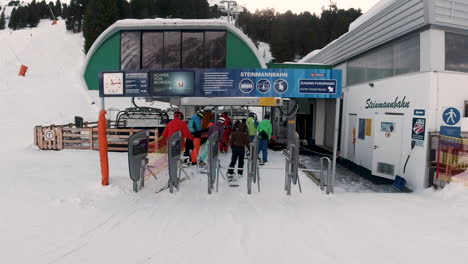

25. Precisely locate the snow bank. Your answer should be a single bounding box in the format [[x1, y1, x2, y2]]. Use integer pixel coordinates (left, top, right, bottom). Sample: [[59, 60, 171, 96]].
[[0, 19, 96, 151]]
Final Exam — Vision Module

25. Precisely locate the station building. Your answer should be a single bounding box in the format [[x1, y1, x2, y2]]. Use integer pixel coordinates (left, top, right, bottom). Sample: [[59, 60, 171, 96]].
[[301, 0, 468, 190]]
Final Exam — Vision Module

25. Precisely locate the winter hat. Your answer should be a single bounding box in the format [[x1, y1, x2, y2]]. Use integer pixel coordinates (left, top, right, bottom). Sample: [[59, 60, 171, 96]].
[[197, 111, 205, 118], [173, 111, 183, 119], [218, 117, 225, 124]]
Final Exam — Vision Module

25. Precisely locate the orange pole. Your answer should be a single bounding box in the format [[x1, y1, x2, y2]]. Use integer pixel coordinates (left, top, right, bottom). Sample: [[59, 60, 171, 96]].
[[98, 110, 109, 186]]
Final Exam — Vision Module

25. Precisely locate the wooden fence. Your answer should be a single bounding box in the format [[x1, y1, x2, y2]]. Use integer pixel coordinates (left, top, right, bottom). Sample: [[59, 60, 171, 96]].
[[34, 122, 160, 152]]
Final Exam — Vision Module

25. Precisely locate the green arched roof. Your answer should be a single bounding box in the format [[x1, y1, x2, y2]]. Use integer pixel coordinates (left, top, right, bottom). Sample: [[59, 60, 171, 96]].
[[82, 19, 266, 91]]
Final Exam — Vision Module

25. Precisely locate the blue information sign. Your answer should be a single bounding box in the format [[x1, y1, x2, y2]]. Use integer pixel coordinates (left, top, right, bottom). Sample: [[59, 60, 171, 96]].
[[414, 109, 425, 116], [442, 107, 461, 125], [299, 80, 337, 94], [440, 126, 461, 138], [124, 72, 148, 96], [99, 68, 342, 98]]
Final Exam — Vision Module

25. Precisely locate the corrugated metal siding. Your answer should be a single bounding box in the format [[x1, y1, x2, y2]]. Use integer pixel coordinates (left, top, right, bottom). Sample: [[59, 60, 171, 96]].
[[434, 0, 468, 29], [305, 0, 426, 65]]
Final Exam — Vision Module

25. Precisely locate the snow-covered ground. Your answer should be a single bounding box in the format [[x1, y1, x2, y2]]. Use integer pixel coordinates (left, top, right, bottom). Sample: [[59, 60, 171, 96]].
[[1, 19, 468, 264]]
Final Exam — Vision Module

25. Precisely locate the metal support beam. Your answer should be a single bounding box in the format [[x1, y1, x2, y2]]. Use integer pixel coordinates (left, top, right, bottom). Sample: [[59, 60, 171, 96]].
[[331, 98, 341, 194], [287, 100, 297, 146]]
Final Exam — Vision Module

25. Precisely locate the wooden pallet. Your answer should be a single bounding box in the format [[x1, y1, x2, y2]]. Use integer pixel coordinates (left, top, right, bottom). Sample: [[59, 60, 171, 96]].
[[34, 121, 160, 152]]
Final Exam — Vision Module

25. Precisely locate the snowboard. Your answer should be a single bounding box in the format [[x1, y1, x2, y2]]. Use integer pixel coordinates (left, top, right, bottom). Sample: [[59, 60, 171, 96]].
[[228, 175, 240, 187]]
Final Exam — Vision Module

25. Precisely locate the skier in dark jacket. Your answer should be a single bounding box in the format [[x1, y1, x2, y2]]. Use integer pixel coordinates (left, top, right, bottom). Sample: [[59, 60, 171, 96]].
[[227, 122, 250, 180]]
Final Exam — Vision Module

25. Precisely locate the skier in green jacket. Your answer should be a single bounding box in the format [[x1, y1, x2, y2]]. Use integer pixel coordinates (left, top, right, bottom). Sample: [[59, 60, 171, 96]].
[[257, 113, 272, 164], [246, 112, 257, 142]]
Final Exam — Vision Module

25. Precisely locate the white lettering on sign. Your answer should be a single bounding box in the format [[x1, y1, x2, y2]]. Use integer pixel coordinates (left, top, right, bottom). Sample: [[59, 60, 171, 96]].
[[299, 80, 335, 86], [240, 72, 288, 78]]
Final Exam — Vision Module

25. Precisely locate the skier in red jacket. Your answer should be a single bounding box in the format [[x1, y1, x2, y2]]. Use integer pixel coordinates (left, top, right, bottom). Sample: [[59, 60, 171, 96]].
[[160, 111, 194, 150]]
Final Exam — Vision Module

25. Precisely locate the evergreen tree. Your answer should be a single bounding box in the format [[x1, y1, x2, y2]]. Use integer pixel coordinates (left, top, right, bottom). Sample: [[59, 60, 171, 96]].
[[155, 0, 169, 17], [8, 7, 18, 29], [62, 3, 69, 19], [0, 10, 6, 30], [131, 0, 156, 19], [55, 0, 62, 18], [83, 0, 119, 53], [117, 0, 132, 19], [27, 1, 40, 27], [65, 0, 87, 32]]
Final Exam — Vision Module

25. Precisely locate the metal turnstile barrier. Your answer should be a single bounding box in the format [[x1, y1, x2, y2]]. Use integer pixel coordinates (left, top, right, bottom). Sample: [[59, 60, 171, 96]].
[[319, 157, 333, 194], [283, 132, 302, 195], [128, 130, 158, 192], [247, 136, 260, 194], [207, 131, 224, 194], [156, 131, 192, 193]]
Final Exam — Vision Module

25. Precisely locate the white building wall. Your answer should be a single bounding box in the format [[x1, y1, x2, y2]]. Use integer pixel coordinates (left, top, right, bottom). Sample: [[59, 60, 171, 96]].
[[420, 29, 445, 72], [435, 72, 468, 130], [343, 72, 433, 190]]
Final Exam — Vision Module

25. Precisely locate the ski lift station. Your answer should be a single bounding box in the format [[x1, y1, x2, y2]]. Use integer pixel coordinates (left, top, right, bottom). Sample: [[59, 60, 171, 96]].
[[76, 0, 468, 192]]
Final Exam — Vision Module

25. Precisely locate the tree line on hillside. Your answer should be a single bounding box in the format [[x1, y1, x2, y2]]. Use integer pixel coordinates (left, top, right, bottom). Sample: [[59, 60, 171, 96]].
[[1, 0, 362, 63], [81, 0, 221, 53], [236, 4, 362, 62], [5, 0, 63, 30]]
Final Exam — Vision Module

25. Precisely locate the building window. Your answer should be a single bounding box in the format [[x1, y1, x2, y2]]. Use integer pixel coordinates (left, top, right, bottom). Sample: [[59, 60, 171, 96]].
[[464, 101, 468, 118], [205, 31, 226, 68], [163, 31, 182, 69], [182, 32, 204, 68], [121, 31, 141, 70], [142, 32, 163, 70], [446, 32, 468, 73], [121, 30, 227, 70], [347, 35, 420, 86]]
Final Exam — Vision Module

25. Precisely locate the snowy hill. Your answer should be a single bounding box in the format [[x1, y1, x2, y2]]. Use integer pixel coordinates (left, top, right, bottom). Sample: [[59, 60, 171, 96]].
[[0, 17, 468, 264], [0, 19, 96, 150]]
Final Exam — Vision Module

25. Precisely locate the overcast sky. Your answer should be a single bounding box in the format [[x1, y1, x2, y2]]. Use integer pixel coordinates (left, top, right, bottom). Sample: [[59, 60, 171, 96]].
[[236, 0, 381, 15]]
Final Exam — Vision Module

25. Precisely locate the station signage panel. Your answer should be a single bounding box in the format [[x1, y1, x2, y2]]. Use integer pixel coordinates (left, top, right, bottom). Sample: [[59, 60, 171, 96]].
[[99, 68, 342, 98]]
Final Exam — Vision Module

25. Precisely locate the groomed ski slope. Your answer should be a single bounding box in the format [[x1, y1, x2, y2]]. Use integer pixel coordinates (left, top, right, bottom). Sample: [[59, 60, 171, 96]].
[[1, 20, 468, 264]]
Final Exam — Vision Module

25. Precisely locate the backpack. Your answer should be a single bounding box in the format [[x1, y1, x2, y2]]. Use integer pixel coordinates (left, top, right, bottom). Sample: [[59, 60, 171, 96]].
[[259, 130, 268, 140]]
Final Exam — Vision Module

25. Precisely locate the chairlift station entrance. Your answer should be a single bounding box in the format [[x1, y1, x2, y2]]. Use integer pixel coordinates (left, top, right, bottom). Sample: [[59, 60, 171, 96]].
[[81, 18, 345, 194]]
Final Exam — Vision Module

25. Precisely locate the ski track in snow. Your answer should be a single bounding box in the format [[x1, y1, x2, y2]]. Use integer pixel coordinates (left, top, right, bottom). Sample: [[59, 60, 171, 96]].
[[1, 19, 468, 264]]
